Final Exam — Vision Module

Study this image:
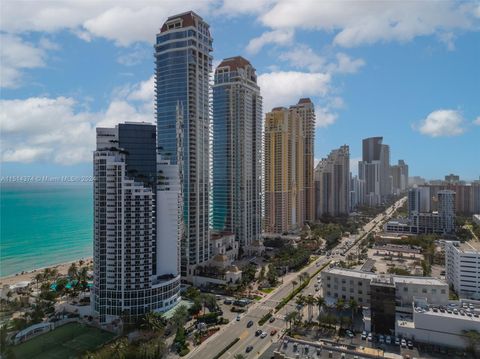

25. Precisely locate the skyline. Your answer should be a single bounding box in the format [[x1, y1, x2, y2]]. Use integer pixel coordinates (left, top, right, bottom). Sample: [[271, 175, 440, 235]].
[[1, 1, 479, 181]]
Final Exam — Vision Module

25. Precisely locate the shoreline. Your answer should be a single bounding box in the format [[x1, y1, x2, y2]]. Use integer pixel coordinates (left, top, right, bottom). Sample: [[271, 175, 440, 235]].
[[0, 257, 93, 287]]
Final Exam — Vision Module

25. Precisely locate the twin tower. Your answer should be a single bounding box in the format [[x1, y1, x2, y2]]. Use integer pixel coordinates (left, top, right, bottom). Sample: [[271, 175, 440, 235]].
[[92, 11, 315, 323]]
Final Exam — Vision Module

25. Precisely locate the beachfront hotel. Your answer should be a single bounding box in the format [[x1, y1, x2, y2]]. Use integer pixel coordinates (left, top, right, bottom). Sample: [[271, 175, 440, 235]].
[[92, 123, 181, 323], [155, 11, 213, 279], [211, 56, 262, 252]]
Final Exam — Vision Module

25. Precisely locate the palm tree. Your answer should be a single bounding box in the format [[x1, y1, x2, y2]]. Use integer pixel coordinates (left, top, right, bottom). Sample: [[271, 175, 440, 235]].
[[463, 329, 480, 357], [141, 312, 166, 334], [305, 295, 316, 322], [291, 280, 298, 291], [315, 296, 325, 318], [78, 266, 89, 290], [335, 298, 345, 314], [171, 305, 189, 330], [68, 262, 78, 280], [34, 273, 43, 291], [348, 298, 358, 328], [284, 311, 298, 329]]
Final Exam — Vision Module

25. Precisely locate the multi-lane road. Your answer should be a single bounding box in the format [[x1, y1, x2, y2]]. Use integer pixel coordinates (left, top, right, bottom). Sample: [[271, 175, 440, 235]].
[[186, 197, 406, 359]]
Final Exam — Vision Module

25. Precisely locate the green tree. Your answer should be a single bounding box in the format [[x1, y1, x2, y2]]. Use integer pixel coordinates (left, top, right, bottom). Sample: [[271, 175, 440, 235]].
[[348, 298, 358, 328], [284, 311, 298, 329], [171, 305, 189, 329], [463, 330, 480, 357], [315, 296, 325, 317], [304, 295, 316, 322]]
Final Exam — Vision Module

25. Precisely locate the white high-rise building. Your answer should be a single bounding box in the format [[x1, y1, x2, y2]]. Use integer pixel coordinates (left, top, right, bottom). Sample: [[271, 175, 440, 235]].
[[445, 241, 480, 300], [92, 123, 181, 323]]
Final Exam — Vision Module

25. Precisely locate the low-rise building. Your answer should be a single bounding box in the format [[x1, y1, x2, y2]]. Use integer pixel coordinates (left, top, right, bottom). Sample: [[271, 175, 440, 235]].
[[473, 214, 480, 226], [321, 268, 448, 309], [445, 240, 480, 300], [210, 232, 238, 269], [396, 297, 480, 349]]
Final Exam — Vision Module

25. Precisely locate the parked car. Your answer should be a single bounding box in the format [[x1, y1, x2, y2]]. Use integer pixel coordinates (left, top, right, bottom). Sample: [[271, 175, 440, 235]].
[[223, 299, 232, 305], [255, 329, 262, 336], [407, 340, 414, 349], [260, 331, 268, 338], [379, 335, 385, 344], [269, 316, 275, 323], [246, 345, 253, 353], [401, 339, 407, 348], [247, 320, 253, 328], [395, 337, 400, 345], [345, 330, 354, 338], [361, 331, 367, 340], [367, 333, 373, 342], [236, 314, 241, 321], [270, 329, 277, 336]]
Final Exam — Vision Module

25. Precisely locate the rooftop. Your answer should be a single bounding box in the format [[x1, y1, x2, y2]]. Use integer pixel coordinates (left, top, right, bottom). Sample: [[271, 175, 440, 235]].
[[216, 56, 252, 72], [160, 11, 204, 33]]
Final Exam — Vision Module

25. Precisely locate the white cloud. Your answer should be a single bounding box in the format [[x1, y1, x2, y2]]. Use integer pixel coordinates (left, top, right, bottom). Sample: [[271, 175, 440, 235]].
[[332, 53, 365, 74], [215, 0, 275, 16], [0, 34, 47, 88], [260, 0, 478, 48], [279, 44, 326, 72], [315, 106, 337, 128], [1, 1, 214, 46], [258, 71, 330, 114], [246, 29, 294, 54], [0, 77, 154, 164], [280, 45, 365, 75], [474, 116, 480, 125], [117, 44, 150, 66], [416, 109, 465, 137]]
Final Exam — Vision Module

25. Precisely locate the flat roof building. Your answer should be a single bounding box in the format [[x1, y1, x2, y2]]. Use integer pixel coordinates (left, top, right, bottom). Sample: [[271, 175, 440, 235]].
[[445, 240, 480, 300]]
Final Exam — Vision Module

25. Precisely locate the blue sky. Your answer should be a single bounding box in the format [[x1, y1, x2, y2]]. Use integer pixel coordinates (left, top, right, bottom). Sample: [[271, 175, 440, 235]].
[[1, 0, 479, 181]]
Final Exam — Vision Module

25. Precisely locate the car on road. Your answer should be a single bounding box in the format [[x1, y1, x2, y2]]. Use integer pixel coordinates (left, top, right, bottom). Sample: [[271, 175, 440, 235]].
[[260, 331, 268, 338], [236, 314, 241, 321], [223, 299, 232, 305], [401, 338, 407, 348], [407, 340, 414, 349], [247, 320, 253, 328], [361, 331, 367, 340], [269, 317, 275, 323], [345, 330, 354, 338], [367, 333, 373, 342], [270, 329, 277, 336], [246, 345, 253, 353], [255, 329, 262, 336]]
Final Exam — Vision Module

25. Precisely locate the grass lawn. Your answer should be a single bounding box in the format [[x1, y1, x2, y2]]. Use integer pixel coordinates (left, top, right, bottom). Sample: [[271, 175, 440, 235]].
[[260, 288, 275, 294], [12, 322, 115, 359]]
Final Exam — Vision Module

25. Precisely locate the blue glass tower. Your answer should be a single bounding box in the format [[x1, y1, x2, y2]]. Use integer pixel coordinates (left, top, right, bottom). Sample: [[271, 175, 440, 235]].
[[155, 12, 212, 276], [212, 57, 262, 251]]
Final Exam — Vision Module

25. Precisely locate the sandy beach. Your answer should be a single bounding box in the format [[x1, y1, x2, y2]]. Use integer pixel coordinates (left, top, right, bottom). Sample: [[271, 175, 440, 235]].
[[0, 257, 93, 287]]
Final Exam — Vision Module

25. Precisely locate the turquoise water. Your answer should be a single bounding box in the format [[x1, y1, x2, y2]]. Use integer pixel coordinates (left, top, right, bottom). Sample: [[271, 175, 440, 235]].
[[0, 183, 93, 277]]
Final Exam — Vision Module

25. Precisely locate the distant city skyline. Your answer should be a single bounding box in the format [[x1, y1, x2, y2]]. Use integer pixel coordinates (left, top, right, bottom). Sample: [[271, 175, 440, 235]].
[[1, 1, 479, 180]]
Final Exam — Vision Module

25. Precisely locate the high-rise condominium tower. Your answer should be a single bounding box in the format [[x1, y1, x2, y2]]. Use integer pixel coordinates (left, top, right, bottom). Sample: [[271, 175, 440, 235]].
[[264, 100, 314, 233], [92, 123, 181, 323], [212, 56, 262, 251], [358, 136, 391, 206], [292, 99, 316, 223], [315, 145, 350, 217], [155, 11, 212, 277], [391, 159, 409, 195]]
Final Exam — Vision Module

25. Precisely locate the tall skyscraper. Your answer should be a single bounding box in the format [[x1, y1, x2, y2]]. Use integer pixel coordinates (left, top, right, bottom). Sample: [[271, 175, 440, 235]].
[[212, 56, 262, 251], [92, 123, 181, 323], [438, 190, 456, 234], [391, 159, 409, 195], [264, 102, 312, 233], [358, 136, 391, 206], [155, 11, 212, 277], [291, 99, 316, 223], [315, 145, 350, 217], [408, 187, 431, 216]]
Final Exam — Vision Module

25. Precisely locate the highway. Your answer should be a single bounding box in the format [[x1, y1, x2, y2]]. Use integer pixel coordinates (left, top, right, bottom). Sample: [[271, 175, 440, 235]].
[[186, 197, 406, 359]]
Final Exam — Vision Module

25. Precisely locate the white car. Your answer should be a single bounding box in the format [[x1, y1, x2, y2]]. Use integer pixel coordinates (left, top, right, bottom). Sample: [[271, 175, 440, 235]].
[[260, 331, 268, 338], [367, 333, 373, 342], [236, 315, 241, 321], [401, 339, 407, 348], [385, 336, 391, 345]]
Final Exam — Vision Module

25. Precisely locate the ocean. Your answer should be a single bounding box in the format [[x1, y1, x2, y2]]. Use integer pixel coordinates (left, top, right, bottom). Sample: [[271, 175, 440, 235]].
[[0, 183, 93, 277]]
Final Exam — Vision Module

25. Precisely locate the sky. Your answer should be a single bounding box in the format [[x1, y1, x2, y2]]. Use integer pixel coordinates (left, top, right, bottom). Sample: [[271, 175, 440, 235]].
[[1, 0, 479, 181]]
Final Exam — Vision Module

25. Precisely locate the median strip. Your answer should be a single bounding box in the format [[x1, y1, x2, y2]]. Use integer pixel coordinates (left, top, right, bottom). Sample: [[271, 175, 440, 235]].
[[212, 337, 240, 359], [275, 261, 331, 313]]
